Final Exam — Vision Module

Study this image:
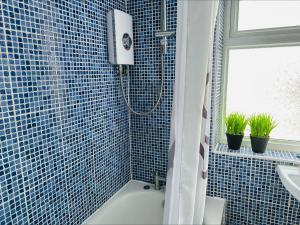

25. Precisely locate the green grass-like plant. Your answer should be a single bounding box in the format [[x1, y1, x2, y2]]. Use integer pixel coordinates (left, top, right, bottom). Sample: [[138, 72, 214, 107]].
[[225, 113, 248, 135], [249, 114, 277, 138]]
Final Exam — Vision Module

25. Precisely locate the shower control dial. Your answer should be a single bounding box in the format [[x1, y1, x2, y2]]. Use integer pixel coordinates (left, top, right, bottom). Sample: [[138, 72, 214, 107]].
[[122, 33, 132, 50]]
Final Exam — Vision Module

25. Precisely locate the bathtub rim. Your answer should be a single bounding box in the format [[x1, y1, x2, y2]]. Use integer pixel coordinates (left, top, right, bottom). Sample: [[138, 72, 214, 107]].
[[82, 180, 163, 224]]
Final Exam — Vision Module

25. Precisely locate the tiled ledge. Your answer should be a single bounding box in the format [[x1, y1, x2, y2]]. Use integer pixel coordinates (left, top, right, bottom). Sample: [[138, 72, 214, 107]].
[[213, 143, 300, 164]]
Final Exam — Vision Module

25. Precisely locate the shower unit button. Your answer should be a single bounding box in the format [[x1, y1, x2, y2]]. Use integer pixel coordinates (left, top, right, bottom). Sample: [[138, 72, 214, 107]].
[[122, 33, 132, 50]]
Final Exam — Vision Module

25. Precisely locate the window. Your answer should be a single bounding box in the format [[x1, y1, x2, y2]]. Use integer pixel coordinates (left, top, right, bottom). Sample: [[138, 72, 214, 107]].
[[226, 47, 300, 142], [222, 0, 300, 151], [238, 1, 300, 31]]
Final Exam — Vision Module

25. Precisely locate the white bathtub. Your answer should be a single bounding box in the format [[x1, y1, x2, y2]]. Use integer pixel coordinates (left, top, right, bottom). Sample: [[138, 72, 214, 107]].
[[83, 180, 225, 225]]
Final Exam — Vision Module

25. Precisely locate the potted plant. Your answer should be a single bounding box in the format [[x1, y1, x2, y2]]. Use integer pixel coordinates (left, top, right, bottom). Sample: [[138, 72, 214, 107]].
[[249, 114, 277, 154], [225, 112, 248, 150]]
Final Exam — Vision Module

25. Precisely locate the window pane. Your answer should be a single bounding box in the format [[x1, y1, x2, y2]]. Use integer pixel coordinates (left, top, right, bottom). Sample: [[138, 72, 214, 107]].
[[238, 1, 300, 31], [226, 46, 300, 141]]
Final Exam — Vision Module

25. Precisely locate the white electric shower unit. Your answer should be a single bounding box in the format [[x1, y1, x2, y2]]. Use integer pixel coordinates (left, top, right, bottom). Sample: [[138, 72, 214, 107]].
[[107, 2, 174, 116], [107, 9, 134, 65]]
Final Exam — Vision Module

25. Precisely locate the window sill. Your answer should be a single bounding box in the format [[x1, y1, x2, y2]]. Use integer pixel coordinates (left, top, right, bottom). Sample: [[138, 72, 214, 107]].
[[212, 143, 300, 164]]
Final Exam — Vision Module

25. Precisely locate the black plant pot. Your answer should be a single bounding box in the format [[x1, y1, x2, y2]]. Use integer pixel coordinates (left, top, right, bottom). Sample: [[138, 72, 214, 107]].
[[250, 136, 269, 154], [226, 133, 244, 150]]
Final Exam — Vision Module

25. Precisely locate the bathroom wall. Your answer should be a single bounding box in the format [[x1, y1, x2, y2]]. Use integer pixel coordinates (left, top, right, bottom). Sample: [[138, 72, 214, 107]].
[[128, 1, 300, 225], [0, 0, 130, 224], [127, 0, 177, 182], [209, 151, 300, 225]]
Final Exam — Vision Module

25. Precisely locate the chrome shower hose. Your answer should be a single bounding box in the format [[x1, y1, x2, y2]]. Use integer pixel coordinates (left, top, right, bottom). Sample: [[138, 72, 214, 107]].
[[119, 53, 165, 116]]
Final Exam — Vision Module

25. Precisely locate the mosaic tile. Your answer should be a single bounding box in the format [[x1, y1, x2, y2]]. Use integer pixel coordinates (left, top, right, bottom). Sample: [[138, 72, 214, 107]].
[[214, 143, 300, 164], [127, 0, 176, 183], [0, 0, 130, 224]]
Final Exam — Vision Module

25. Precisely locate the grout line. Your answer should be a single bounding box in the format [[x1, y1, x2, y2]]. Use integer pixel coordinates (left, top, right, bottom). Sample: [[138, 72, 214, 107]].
[[125, 2, 133, 180], [245, 158, 252, 224], [125, 0, 128, 12], [128, 76, 133, 180], [124, 70, 133, 180]]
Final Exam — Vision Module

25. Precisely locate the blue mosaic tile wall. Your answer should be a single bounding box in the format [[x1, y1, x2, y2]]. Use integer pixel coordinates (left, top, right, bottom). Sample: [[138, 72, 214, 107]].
[[128, 0, 300, 225], [127, 0, 177, 183], [0, 0, 130, 224], [209, 153, 300, 225]]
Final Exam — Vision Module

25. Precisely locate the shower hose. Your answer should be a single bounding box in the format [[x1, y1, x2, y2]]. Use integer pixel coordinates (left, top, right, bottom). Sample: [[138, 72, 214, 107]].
[[119, 53, 165, 116]]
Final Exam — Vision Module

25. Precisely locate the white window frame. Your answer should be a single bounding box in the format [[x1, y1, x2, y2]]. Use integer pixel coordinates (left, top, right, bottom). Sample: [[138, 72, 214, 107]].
[[219, 0, 300, 152]]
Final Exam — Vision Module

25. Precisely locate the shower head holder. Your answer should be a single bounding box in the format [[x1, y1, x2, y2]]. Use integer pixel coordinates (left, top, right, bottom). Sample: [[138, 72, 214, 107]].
[[155, 31, 176, 38]]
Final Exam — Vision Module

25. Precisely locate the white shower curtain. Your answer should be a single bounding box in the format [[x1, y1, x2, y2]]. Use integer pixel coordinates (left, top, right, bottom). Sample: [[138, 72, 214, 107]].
[[163, 1, 219, 224]]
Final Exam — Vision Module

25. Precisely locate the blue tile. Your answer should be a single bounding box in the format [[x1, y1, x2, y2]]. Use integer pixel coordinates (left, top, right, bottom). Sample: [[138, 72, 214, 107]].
[[127, 0, 176, 183], [0, 0, 130, 224]]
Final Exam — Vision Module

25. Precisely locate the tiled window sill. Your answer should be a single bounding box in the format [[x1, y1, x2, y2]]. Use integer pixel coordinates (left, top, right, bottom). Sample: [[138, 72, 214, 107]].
[[213, 143, 300, 164]]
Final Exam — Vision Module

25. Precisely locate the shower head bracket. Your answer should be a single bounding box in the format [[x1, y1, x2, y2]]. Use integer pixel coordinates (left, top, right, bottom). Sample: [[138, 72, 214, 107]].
[[155, 31, 176, 38]]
